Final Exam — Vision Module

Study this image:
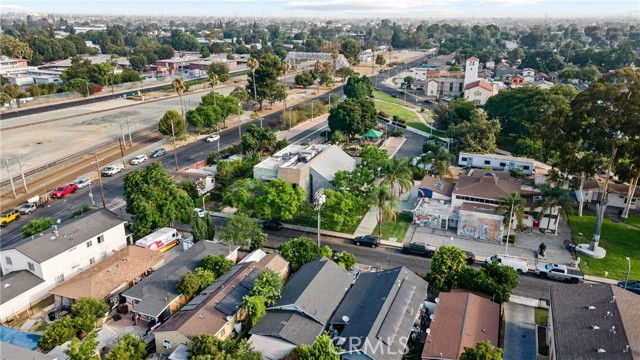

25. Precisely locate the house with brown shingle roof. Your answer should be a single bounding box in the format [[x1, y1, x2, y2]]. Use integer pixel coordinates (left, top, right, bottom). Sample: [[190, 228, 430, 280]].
[[422, 289, 501, 360], [580, 177, 638, 211], [463, 79, 499, 105], [50, 246, 168, 309]]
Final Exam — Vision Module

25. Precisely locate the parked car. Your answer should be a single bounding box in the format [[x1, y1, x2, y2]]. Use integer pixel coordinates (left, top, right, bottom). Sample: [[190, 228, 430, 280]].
[[463, 250, 476, 264], [194, 208, 206, 218], [51, 183, 78, 198], [423, 98, 434, 104], [75, 178, 91, 189], [150, 148, 166, 158], [442, 96, 453, 102], [0, 209, 20, 227], [392, 93, 399, 98], [617, 280, 640, 295], [535, 263, 584, 284], [485, 254, 529, 274], [402, 241, 438, 258], [206, 134, 220, 142], [354, 235, 380, 248], [101, 163, 124, 177], [19, 203, 37, 215], [262, 220, 283, 231], [130, 154, 148, 165]]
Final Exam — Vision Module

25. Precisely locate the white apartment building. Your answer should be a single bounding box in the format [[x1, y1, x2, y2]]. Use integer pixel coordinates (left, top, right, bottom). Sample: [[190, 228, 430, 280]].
[[458, 152, 535, 175]]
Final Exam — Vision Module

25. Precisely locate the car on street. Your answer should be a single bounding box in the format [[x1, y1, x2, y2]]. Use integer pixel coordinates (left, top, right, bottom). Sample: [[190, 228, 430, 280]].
[[262, 220, 283, 231], [51, 184, 78, 198], [101, 163, 124, 177], [130, 154, 148, 165], [354, 235, 380, 248], [392, 93, 399, 98], [150, 148, 166, 158], [1, 209, 20, 227], [616, 280, 640, 295], [402, 241, 438, 258], [486, 254, 529, 274], [423, 98, 435, 104], [535, 263, 584, 284], [441, 96, 453, 102], [19, 203, 37, 215], [75, 178, 91, 189], [463, 250, 476, 264], [206, 134, 220, 142], [194, 208, 207, 218]]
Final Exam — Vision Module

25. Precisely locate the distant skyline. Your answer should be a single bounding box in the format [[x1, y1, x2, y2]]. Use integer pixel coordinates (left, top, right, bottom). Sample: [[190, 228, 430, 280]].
[[3, 0, 639, 18]]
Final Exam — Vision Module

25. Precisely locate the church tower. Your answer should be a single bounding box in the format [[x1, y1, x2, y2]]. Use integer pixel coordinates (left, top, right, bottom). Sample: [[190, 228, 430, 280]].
[[464, 57, 479, 87]]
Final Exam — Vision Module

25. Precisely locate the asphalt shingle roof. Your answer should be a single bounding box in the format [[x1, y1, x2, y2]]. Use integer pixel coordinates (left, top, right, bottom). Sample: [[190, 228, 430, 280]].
[[0, 270, 44, 305], [7, 208, 125, 263]]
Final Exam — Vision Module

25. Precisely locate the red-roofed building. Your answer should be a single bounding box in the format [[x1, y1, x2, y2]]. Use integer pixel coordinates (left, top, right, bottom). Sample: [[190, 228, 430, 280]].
[[464, 79, 499, 105]]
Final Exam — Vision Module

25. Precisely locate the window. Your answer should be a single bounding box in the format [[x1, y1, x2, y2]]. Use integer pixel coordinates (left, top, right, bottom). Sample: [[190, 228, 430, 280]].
[[5, 257, 12, 266], [461, 157, 467, 162], [86, 240, 93, 248], [484, 160, 491, 165], [459, 83, 463, 92], [28, 262, 35, 271], [499, 162, 506, 167], [449, 82, 454, 92], [89, 258, 95, 265], [55, 274, 65, 284], [163, 340, 172, 349], [97, 235, 104, 244], [523, 166, 530, 170]]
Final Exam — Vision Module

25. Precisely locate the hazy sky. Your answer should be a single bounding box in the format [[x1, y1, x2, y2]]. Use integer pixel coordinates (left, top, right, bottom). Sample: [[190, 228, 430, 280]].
[[3, 0, 639, 18]]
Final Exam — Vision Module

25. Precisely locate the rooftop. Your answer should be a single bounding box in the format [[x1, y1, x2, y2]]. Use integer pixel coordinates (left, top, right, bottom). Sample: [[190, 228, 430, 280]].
[[550, 283, 639, 360], [463, 79, 493, 92], [583, 177, 640, 198], [5, 209, 126, 264], [422, 290, 501, 359], [459, 202, 498, 215], [454, 171, 521, 200], [0, 342, 55, 360], [419, 176, 455, 198], [0, 270, 45, 305], [50, 246, 168, 301], [254, 144, 331, 171], [459, 152, 535, 164], [123, 241, 238, 318]]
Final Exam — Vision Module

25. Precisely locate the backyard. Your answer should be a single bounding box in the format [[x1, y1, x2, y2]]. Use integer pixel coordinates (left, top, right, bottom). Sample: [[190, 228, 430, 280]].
[[569, 215, 640, 279], [372, 213, 412, 242]]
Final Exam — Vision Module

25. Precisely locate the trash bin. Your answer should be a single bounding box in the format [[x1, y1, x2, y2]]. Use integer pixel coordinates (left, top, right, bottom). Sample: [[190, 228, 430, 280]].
[[48, 312, 56, 321]]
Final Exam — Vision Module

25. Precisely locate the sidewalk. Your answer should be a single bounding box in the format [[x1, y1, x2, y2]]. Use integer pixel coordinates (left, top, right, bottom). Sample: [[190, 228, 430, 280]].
[[276, 114, 328, 142]]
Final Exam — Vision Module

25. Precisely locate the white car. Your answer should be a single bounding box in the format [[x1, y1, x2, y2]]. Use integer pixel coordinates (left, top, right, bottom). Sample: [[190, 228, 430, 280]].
[[206, 134, 220, 142], [75, 178, 91, 189], [441, 96, 453, 102], [194, 208, 207, 218], [130, 154, 148, 165]]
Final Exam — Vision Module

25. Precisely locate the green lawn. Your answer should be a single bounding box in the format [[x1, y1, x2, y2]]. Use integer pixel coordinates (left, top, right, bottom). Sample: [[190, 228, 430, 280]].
[[373, 90, 413, 107], [406, 122, 448, 138], [620, 215, 640, 228], [372, 213, 413, 242], [374, 100, 419, 121], [569, 215, 640, 279], [288, 211, 362, 235]]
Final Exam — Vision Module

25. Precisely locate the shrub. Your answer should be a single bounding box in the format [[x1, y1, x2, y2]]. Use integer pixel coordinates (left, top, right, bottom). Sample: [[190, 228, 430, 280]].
[[390, 129, 404, 137], [21, 217, 54, 238], [378, 111, 389, 118]]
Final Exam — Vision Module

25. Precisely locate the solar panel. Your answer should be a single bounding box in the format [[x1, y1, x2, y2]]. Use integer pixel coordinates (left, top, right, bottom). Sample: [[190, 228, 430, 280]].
[[376, 280, 416, 346], [240, 269, 261, 289], [215, 285, 251, 316], [434, 182, 444, 190]]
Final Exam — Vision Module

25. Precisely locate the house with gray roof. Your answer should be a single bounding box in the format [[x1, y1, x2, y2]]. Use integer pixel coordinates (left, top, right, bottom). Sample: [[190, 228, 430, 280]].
[[329, 267, 429, 360], [548, 283, 639, 360], [0, 209, 128, 323], [0, 341, 56, 360], [122, 241, 239, 324], [249, 257, 354, 360]]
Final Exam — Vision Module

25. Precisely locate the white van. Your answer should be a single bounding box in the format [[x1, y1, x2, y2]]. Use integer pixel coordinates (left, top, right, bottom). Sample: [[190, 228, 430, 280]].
[[485, 254, 529, 274], [101, 162, 124, 177]]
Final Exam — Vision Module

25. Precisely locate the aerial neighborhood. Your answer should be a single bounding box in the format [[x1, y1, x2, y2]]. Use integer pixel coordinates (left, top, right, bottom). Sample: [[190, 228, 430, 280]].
[[0, 4, 639, 360]]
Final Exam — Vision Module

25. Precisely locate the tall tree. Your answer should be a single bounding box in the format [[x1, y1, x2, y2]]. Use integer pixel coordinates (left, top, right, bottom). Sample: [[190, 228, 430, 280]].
[[283, 333, 341, 360], [570, 68, 640, 250], [277, 237, 324, 272], [171, 77, 187, 119], [340, 38, 361, 64], [381, 157, 414, 196], [246, 54, 287, 109], [64, 332, 99, 360], [219, 212, 265, 250], [370, 185, 399, 237], [460, 340, 504, 360], [123, 162, 194, 237], [343, 75, 374, 100], [534, 184, 575, 232], [207, 61, 230, 82], [254, 179, 306, 221], [424, 246, 469, 293], [420, 143, 454, 179], [187, 334, 260, 360], [158, 109, 186, 136], [247, 57, 259, 105], [496, 192, 526, 231], [328, 98, 377, 137], [448, 109, 501, 155], [105, 334, 146, 360], [208, 73, 218, 105]]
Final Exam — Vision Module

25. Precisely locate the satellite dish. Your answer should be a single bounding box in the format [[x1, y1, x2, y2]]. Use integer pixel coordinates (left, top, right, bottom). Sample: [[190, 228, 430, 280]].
[[342, 316, 350, 323], [435, 297, 440, 303], [426, 328, 431, 334]]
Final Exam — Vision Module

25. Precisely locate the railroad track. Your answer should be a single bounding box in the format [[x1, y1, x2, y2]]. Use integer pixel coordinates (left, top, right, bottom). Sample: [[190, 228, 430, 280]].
[[0, 126, 164, 209]]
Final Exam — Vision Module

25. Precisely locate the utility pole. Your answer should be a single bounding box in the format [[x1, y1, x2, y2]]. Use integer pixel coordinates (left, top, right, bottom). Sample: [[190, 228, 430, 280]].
[[289, 109, 292, 130], [504, 201, 514, 255], [311, 100, 314, 120], [4, 160, 16, 198], [126, 119, 133, 147], [170, 119, 179, 171], [313, 188, 326, 247], [118, 137, 125, 166], [16, 156, 28, 192], [88, 181, 95, 207], [94, 154, 106, 208]]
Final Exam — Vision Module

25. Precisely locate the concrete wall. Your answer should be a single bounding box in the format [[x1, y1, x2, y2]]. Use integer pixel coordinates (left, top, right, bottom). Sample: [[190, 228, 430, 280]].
[[155, 331, 190, 356], [457, 210, 505, 242]]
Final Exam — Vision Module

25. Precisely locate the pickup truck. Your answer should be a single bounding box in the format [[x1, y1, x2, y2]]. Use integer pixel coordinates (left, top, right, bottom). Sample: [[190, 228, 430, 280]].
[[51, 184, 78, 199], [101, 163, 124, 176], [1, 209, 20, 227], [19, 203, 37, 215], [535, 263, 584, 284]]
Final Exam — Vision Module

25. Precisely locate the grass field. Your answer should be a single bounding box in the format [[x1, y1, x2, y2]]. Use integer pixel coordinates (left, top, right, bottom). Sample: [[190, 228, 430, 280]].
[[569, 215, 640, 279], [372, 213, 413, 242], [620, 215, 640, 228], [374, 100, 419, 122], [373, 90, 413, 107], [406, 122, 448, 138]]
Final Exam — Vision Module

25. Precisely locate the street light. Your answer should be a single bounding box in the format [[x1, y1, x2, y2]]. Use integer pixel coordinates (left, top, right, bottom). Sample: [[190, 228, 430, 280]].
[[202, 193, 211, 212], [625, 257, 631, 289], [259, 117, 264, 128]]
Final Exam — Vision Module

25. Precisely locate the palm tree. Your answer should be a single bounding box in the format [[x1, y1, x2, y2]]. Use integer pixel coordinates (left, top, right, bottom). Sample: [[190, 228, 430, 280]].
[[381, 157, 414, 196], [420, 144, 454, 179], [387, 46, 393, 63], [331, 50, 339, 84], [247, 57, 259, 107], [370, 186, 399, 237], [496, 192, 526, 231], [371, 46, 376, 74], [172, 77, 187, 119], [535, 183, 576, 232], [208, 73, 218, 106]]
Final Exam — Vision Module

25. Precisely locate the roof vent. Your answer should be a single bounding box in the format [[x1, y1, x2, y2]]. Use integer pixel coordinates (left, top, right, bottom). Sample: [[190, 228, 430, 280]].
[[587, 306, 596, 310], [624, 345, 630, 353], [611, 296, 616, 303], [4, 284, 10, 288], [597, 348, 606, 354], [606, 311, 612, 317], [592, 325, 600, 330], [610, 326, 616, 334]]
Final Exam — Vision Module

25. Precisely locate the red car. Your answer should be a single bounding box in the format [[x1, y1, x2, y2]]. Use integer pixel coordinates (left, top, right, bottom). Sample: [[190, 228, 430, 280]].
[[51, 184, 78, 198]]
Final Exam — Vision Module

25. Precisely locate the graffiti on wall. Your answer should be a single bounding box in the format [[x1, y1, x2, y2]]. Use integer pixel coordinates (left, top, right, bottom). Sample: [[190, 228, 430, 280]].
[[457, 212, 503, 241]]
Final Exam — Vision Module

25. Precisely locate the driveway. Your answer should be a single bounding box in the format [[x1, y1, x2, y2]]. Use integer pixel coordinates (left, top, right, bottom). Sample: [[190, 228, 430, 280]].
[[503, 302, 537, 360]]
